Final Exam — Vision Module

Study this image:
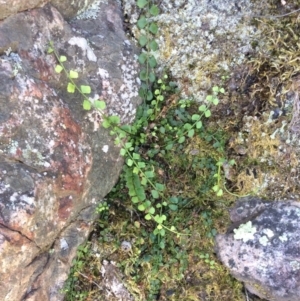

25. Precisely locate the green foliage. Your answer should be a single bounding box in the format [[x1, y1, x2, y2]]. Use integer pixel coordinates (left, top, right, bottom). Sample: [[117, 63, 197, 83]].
[[62, 245, 90, 301], [136, 1, 160, 101], [48, 41, 107, 112], [49, 6, 237, 299]]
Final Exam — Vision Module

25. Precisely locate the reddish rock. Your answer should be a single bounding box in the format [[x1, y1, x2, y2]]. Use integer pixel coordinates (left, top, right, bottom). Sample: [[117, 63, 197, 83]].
[[0, 2, 139, 300]]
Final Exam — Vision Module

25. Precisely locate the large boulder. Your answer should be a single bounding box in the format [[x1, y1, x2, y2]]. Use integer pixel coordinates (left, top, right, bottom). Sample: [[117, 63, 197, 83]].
[[0, 1, 139, 301], [215, 197, 300, 301]]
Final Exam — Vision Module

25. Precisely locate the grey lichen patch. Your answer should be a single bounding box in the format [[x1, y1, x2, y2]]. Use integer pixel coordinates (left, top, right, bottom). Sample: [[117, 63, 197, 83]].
[[76, 0, 101, 20], [289, 261, 300, 272]]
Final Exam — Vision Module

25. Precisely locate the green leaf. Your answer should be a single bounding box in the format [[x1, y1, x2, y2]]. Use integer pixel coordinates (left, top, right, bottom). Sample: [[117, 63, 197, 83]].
[[178, 136, 185, 143], [159, 240, 165, 248], [170, 197, 178, 203], [141, 177, 147, 185], [47, 46, 54, 54], [212, 97, 219, 105], [83, 99, 91, 110], [188, 129, 195, 138], [220, 88, 225, 93], [55, 65, 63, 73], [206, 95, 213, 102], [145, 171, 154, 178], [165, 143, 173, 150], [149, 22, 159, 34], [192, 114, 200, 121], [94, 100, 106, 109], [169, 204, 178, 211], [138, 204, 145, 211], [147, 90, 153, 101], [149, 40, 159, 51], [199, 104, 207, 112], [59, 55, 67, 62], [138, 162, 146, 168], [148, 207, 155, 214], [138, 87, 147, 98], [149, 4, 159, 16], [109, 115, 120, 125], [127, 159, 133, 166], [149, 72, 156, 82], [69, 70, 78, 78], [155, 183, 165, 191], [80, 85, 91, 94], [132, 153, 140, 160], [151, 190, 159, 199], [138, 53, 147, 64], [67, 82, 75, 93], [212, 185, 219, 192], [205, 110, 211, 117], [137, 15, 147, 29], [184, 123, 192, 130], [149, 56, 157, 68], [132, 196, 139, 203], [139, 35, 148, 47], [137, 0, 148, 8], [217, 189, 223, 196], [139, 69, 148, 81], [120, 148, 126, 156], [212, 86, 219, 93], [145, 214, 152, 220], [102, 119, 110, 128], [196, 121, 202, 129]]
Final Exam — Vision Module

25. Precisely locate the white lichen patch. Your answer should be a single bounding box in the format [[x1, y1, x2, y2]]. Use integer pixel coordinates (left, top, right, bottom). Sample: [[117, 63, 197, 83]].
[[60, 238, 69, 250], [233, 221, 257, 242], [262, 228, 274, 238], [259, 235, 269, 246], [279, 233, 288, 242], [68, 37, 97, 62], [102, 145, 109, 153]]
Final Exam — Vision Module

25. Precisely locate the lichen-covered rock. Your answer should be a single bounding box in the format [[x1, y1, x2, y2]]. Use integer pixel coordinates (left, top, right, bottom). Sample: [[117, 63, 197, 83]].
[[215, 197, 300, 301], [51, 0, 98, 20], [0, 0, 97, 20], [123, 0, 277, 100], [0, 2, 139, 301], [0, 0, 46, 20]]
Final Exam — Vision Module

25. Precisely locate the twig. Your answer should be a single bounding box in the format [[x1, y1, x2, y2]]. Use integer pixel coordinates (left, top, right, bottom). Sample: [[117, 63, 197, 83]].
[[77, 271, 102, 290]]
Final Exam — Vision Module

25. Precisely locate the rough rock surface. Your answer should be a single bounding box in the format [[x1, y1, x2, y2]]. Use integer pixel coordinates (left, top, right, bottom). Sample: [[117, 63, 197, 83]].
[[0, 0, 46, 20], [215, 197, 300, 301], [0, 0, 97, 20], [123, 0, 276, 100], [0, 2, 139, 301]]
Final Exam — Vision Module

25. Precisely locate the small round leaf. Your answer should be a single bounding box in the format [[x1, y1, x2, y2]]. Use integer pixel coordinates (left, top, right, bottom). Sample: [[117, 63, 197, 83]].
[[149, 4, 159, 16], [139, 35, 148, 47]]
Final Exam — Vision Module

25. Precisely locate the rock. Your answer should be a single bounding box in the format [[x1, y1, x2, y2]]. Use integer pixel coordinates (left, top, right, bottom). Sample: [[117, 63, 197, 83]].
[[0, 2, 139, 301], [100, 260, 133, 300], [215, 197, 300, 301], [123, 0, 273, 100], [0, 0, 97, 20], [0, 0, 46, 20], [50, 0, 96, 20]]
